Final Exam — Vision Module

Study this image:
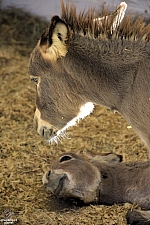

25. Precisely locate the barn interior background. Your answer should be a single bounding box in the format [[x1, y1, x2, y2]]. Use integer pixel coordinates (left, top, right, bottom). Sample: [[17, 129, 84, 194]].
[[0, 0, 150, 224]]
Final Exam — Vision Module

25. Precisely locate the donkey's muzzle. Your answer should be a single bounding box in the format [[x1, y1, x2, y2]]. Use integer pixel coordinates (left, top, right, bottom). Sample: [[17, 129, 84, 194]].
[[42, 170, 67, 195], [33, 115, 58, 139], [39, 126, 57, 139]]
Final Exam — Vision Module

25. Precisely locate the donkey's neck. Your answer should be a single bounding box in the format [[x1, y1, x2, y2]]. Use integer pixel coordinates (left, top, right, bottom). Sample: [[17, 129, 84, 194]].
[[96, 161, 150, 209], [64, 35, 146, 111]]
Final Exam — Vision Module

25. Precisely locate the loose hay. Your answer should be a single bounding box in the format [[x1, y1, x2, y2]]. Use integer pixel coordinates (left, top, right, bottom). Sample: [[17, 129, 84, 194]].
[[0, 5, 149, 225]]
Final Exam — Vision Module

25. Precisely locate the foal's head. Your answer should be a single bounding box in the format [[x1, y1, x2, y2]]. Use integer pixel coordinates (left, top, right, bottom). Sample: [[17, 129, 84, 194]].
[[42, 152, 122, 202]]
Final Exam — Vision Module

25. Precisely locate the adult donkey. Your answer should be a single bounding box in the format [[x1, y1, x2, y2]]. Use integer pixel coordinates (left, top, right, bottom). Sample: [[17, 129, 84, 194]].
[[29, 1, 150, 153]]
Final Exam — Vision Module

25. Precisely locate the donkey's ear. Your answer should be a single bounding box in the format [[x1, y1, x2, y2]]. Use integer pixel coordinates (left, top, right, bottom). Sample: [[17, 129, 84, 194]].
[[86, 152, 123, 164], [111, 2, 127, 32], [39, 16, 70, 60], [94, 2, 127, 34]]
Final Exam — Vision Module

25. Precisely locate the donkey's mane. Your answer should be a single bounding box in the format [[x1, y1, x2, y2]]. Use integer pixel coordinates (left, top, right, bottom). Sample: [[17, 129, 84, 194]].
[[61, 1, 150, 42]]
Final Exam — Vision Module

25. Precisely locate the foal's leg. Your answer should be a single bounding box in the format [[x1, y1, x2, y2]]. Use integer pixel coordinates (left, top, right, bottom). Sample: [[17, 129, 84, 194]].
[[126, 210, 150, 225]]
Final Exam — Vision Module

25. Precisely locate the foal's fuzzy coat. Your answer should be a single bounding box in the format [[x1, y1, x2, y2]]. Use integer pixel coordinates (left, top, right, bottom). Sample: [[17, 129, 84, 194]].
[[43, 152, 150, 225]]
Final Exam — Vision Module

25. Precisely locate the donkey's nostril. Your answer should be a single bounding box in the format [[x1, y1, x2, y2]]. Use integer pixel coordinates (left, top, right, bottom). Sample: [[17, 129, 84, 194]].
[[42, 127, 45, 137], [41, 127, 52, 139], [39, 126, 58, 139], [47, 170, 51, 177], [49, 129, 53, 136], [46, 170, 51, 180]]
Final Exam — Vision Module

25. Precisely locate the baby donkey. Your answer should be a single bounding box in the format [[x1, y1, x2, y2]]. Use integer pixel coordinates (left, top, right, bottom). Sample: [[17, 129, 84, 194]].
[[43, 152, 150, 225]]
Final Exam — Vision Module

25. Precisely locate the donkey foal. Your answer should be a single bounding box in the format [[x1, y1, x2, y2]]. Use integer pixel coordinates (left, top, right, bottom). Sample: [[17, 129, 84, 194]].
[[43, 152, 150, 225]]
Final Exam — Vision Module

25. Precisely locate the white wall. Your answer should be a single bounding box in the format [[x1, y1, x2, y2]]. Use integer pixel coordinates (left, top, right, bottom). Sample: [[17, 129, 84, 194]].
[[1, 0, 150, 21]]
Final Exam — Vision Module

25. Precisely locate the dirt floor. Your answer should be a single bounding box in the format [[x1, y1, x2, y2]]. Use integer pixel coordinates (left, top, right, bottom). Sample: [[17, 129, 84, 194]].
[[0, 6, 149, 225]]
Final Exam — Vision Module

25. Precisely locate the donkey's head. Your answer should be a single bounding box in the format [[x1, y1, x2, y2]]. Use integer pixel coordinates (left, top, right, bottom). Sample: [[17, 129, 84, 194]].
[[29, 16, 95, 142], [42, 152, 122, 203], [28, 2, 127, 143]]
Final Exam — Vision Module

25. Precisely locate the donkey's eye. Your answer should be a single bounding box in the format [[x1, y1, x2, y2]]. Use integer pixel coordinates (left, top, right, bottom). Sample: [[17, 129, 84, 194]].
[[60, 155, 72, 163], [31, 77, 38, 85]]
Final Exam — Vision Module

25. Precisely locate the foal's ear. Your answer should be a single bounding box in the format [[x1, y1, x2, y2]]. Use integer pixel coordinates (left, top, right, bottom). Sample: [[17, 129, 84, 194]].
[[39, 16, 70, 60], [86, 152, 123, 164]]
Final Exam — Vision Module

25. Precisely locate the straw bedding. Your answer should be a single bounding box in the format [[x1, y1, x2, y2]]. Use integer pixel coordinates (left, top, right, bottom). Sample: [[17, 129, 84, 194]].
[[0, 7, 148, 225]]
